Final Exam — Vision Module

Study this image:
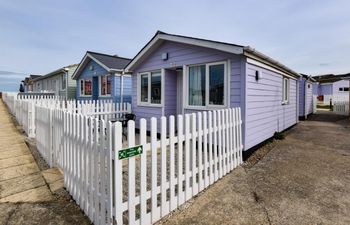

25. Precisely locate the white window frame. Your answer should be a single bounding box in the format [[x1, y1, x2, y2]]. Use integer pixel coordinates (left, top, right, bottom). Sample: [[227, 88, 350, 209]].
[[184, 60, 228, 110], [137, 70, 163, 107], [80, 79, 92, 96], [282, 77, 289, 104], [99, 74, 112, 97]]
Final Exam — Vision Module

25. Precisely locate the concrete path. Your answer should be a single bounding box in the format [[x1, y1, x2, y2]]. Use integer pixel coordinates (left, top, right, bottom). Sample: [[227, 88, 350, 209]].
[[158, 112, 350, 225], [0, 100, 90, 224], [0, 100, 56, 202]]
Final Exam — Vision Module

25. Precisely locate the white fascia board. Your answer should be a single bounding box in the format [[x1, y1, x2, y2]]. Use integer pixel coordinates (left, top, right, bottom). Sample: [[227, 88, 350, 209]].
[[246, 57, 298, 80], [125, 36, 160, 72], [159, 34, 244, 55], [71, 54, 89, 80], [125, 33, 244, 72]]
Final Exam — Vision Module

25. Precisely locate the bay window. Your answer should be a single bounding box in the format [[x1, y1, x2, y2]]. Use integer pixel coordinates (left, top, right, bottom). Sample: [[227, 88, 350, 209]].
[[187, 61, 227, 107], [138, 71, 162, 105], [100, 75, 111, 96], [80, 79, 92, 96]]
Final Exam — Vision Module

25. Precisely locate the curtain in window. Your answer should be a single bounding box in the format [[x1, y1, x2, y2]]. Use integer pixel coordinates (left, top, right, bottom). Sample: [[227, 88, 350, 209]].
[[151, 72, 161, 104], [141, 74, 148, 102], [189, 65, 205, 106]]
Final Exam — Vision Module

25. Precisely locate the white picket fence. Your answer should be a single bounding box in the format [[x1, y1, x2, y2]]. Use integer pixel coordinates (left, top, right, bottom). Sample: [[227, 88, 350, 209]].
[[333, 100, 349, 115], [2, 92, 130, 139], [3, 92, 244, 225], [61, 107, 243, 225]]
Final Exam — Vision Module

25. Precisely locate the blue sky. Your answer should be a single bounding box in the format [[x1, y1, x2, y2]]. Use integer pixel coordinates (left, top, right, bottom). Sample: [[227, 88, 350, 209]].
[[0, 0, 349, 91]]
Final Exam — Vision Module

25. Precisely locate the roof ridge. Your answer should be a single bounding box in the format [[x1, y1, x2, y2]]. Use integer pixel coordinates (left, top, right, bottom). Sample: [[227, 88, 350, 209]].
[[87, 51, 131, 60]]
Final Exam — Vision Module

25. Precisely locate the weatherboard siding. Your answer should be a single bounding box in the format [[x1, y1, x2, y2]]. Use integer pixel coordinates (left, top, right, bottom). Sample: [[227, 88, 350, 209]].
[[76, 60, 108, 100], [298, 78, 313, 116], [306, 81, 313, 115], [298, 78, 305, 116], [164, 69, 177, 117], [131, 40, 243, 131], [245, 63, 297, 150], [75, 60, 131, 102], [67, 65, 78, 99], [333, 80, 349, 96]]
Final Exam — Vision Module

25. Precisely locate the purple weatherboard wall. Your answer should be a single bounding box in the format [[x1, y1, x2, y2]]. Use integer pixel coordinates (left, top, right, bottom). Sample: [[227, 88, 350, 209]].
[[332, 80, 349, 96], [130, 39, 298, 151], [131, 41, 243, 131], [245, 63, 297, 149], [298, 77, 314, 117]]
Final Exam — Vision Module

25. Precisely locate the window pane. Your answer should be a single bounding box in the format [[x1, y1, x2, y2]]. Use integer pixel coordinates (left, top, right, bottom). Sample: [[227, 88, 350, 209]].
[[283, 79, 288, 102], [151, 72, 161, 104], [209, 64, 225, 105], [339, 87, 344, 91], [344, 87, 349, 91], [140, 74, 148, 102], [100, 76, 105, 95], [80, 80, 84, 95], [188, 65, 205, 106], [107, 76, 111, 94], [62, 74, 66, 90], [84, 79, 92, 95]]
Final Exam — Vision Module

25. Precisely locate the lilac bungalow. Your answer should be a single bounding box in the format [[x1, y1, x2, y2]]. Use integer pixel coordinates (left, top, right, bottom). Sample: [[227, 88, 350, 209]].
[[298, 74, 316, 119], [125, 31, 301, 153], [72, 51, 132, 103]]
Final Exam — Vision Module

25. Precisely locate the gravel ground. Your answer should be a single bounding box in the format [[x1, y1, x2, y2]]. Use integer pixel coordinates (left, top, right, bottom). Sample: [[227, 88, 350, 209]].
[[157, 112, 350, 225]]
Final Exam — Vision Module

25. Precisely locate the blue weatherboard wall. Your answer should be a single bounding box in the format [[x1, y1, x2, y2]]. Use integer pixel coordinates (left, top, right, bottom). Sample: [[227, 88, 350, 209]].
[[76, 60, 108, 100], [75, 59, 132, 103]]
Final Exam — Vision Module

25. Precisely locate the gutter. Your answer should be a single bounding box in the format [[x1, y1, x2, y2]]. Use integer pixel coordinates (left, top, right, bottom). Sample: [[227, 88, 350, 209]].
[[32, 68, 66, 82], [243, 46, 301, 78]]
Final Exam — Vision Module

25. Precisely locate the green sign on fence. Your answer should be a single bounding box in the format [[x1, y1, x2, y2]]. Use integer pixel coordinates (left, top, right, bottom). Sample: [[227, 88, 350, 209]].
[[118, 145, 143, 160]]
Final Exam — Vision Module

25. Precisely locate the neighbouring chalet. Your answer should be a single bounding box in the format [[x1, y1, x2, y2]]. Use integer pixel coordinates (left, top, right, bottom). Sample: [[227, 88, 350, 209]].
[[72, 51, 132, 103], [32, 64, 78, 99]]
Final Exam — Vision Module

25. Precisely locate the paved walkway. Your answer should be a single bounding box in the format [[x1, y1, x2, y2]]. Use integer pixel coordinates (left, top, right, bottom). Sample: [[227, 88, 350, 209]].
[[0, 100, 90, 224], [0, 100, 60, 202], [158, 112, 350, 225]]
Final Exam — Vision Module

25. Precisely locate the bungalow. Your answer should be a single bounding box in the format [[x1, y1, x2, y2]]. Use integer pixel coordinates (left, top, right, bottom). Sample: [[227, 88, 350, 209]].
[[313, 73, 350, 104], [125, 31, 301, 152], [72, 51, 132, 103], [32, 64, 78, 99], [23, 75, 41, 92], [298, 74, 316, 119]]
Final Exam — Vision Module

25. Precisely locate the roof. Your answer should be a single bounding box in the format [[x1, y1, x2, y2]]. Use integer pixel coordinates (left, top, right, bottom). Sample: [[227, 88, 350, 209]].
[[29, 75, 41, 80], [72, 51, 131, 80], [33, 64, 78, 82], [125, 31, 300, 78], [312, 73, 350, 83], [301, 74, 316, 82]]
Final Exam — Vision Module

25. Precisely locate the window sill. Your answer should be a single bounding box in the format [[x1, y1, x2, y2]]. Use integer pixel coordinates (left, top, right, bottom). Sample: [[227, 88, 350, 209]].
[[184, 105, 227, 111], [137, 103, 163, 108]]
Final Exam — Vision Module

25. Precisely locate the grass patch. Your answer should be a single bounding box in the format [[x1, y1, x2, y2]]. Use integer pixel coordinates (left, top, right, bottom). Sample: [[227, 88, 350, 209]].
[[274, 132, 285, 140]]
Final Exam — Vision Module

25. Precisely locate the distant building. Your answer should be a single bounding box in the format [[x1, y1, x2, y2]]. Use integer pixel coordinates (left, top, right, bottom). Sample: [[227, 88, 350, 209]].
[[313, 73, 350, 104], [32, 64, 78, 99], [23, 75, 41, 92]]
